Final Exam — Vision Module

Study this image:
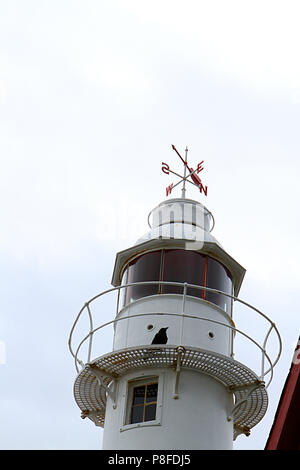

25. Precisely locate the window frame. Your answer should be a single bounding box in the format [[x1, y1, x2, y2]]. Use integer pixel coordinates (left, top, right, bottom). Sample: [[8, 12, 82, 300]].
[[129, 381, 158, 425], [121, 372, 164, 432]]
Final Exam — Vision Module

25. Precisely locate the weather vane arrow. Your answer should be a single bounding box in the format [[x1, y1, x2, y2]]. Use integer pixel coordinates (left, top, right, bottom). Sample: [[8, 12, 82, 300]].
[[161, 145, 208, 198]]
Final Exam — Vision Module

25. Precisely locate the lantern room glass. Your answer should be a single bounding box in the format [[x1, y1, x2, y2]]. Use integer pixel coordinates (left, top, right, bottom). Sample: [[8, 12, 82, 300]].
[[122, 249, 232, 313], [123, 251, 161, 304], [162, 250, 206, 298]]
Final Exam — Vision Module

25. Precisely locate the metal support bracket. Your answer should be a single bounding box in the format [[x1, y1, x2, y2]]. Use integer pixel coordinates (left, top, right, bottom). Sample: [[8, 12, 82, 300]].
[[80, 408, 103, 427], [226, 379, 265, 424], [233, 423, 251, 439], [87, 363, 117, 409], [173, 346, 186, 399]]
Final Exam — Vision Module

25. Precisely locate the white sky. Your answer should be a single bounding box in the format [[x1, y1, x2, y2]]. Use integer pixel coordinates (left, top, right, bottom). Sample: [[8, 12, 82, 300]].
[[0, 0, 299, 450]]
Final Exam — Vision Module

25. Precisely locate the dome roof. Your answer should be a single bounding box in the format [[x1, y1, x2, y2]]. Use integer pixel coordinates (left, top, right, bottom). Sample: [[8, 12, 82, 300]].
[[111, 198, 246, 296]]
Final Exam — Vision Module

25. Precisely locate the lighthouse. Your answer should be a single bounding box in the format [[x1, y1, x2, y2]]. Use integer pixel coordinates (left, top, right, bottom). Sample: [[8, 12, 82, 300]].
[[69, 145, 281, 450]]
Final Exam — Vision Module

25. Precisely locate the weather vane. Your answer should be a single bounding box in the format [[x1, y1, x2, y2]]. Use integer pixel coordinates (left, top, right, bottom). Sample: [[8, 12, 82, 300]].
[[161, 145, 208, 198]]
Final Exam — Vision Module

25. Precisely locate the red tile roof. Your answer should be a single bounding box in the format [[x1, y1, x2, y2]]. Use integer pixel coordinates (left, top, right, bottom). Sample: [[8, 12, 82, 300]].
[[265, 336, 300, 450]]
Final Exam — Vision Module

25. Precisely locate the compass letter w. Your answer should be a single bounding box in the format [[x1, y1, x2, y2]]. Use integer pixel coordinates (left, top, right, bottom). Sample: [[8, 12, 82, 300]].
[[166, 184, 173, 196]]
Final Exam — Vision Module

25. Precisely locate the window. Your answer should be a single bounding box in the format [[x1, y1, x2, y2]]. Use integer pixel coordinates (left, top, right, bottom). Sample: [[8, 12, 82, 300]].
[[123, 377, 160, 427], [122, 249, 233, 313], [130, 382, 158, 424], [125, 377, 158, 424], [121, 373, 163, 431]]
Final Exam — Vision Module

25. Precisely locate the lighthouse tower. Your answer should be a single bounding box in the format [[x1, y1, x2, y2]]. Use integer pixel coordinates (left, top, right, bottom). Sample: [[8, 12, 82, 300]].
[[69, 146, 281, 450]]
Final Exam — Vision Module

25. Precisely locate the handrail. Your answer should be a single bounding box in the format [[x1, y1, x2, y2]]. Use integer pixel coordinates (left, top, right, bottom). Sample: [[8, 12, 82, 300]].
[[72, 311, 275, 388], [68, 281, 282, 388]]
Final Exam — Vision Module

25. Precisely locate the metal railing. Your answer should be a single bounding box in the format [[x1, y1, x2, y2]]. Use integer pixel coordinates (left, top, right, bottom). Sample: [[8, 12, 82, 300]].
[[68, 281, 282, 388]]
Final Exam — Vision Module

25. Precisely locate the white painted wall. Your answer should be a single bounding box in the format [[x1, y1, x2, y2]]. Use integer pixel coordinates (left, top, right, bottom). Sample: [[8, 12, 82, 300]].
[[102, 368, 234, 450], [113, 295, 233, 356]]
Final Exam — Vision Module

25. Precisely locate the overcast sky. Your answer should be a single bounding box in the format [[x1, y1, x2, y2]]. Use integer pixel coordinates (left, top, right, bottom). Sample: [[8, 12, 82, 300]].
[[0, 0, 299, 450]]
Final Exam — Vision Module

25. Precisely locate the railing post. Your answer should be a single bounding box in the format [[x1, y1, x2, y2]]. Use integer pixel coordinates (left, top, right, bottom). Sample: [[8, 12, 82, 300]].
[[180, 283, 187, 345], [261, 323, 274, 381], [116, 286, 121, 316], [112, 287, 121, 351], [86, 303, 94, 364], [230, 329, 234, 359]]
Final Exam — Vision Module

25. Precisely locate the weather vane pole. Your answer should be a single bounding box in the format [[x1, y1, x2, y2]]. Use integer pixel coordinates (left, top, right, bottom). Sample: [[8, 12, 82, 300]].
[[182, 147, 188, 199], [161, 145, 208, 198]]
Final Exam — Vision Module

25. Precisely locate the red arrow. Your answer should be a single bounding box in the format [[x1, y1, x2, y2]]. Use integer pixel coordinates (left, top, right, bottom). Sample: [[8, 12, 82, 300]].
[[171, 144, 202, 186], [189, 168, 202, 186]]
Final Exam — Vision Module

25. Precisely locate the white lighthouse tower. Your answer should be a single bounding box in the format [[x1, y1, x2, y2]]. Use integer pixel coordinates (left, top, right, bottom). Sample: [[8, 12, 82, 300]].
[[69, 145, 281, 450]]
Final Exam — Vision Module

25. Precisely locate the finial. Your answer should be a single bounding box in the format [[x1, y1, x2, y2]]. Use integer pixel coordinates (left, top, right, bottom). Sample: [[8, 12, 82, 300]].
[[161, 145, 208, 198]]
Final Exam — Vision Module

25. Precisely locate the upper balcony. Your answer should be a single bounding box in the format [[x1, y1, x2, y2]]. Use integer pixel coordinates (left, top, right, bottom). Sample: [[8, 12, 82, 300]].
[[68, 281, 282, 439]]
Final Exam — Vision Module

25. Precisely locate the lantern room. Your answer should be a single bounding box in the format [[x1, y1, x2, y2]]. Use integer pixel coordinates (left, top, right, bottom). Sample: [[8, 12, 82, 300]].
[[111, 197, 245, 357]]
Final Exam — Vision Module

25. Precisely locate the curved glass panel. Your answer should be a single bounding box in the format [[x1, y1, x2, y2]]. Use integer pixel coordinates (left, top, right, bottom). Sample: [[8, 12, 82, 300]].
[[162, 250, 206, 298], [206, 257, 232, 313], [124, 251, 161, 304]]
